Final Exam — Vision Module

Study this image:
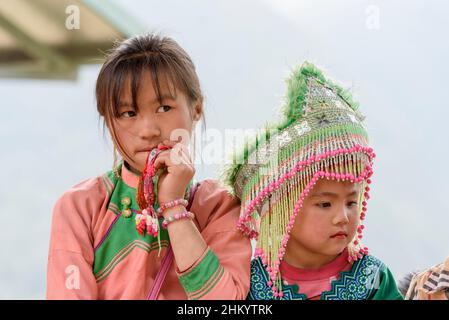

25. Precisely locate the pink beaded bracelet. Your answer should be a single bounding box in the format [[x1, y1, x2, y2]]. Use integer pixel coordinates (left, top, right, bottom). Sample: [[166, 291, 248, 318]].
[[157, 198, 188, 215], [162, 210, 195, 228]]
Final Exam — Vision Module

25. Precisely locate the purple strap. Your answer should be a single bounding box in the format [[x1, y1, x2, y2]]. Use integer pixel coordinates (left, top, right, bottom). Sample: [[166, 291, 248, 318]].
[[147, 182, 199, 300], [147, 246, 174, 300]]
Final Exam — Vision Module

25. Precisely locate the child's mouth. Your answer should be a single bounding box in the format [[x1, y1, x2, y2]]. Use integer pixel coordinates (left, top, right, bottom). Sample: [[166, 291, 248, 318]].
[[137, 146, 158, 153], [330, 232, 348, 239]]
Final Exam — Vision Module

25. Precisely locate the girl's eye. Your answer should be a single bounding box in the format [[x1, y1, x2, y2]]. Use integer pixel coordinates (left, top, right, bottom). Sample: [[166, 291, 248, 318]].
[[317, 202, 331, 208], [120, 110, 136, 118], [157, 105, 172, 113], [347, 201, 358, 207]]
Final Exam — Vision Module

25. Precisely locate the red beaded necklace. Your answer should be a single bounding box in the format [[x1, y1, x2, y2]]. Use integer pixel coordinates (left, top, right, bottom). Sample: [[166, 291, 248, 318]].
[[135, 145, 171, 237]]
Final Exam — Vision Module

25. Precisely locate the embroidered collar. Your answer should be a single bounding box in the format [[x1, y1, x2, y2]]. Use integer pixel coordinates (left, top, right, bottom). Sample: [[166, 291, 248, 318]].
[[280, 249, 350, 281]]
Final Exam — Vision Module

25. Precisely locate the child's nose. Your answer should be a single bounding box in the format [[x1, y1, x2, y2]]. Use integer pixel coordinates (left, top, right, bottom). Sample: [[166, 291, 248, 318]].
[[333, 207, 350, 225], [137, 116, 161, 138]]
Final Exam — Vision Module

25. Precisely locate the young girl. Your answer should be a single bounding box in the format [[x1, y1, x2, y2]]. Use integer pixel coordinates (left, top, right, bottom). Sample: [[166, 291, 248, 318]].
[[222, 62, 403, 300], [47, 34, 251, 300]]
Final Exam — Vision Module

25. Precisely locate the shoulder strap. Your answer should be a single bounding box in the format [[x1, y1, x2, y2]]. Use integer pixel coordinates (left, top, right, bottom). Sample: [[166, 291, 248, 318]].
[[147, 182, 200, 300]]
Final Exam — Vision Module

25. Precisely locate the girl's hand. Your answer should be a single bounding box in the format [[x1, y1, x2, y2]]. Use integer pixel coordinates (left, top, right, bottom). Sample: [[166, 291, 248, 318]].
[[153, 139, 195, 205]]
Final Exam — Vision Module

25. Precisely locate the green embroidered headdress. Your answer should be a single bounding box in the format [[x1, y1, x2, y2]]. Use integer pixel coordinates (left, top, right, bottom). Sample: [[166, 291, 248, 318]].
[[221, 61, 375, 297]]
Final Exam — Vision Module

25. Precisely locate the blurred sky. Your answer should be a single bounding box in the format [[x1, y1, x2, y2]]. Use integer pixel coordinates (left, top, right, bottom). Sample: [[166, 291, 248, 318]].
[[1, 0, 448, 299]]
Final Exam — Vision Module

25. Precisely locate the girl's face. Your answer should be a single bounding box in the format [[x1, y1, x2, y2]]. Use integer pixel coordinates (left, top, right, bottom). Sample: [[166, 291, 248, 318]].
[[111, 71, 202, 172], [285, 179, 361, 268]]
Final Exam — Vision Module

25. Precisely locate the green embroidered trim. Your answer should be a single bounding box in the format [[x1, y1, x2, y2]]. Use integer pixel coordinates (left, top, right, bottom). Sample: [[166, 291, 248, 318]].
[[93, 173, 170, 278], [178, 249, 221, 294], [101, 176, 111, 196], [108, 202, 120, 215], [95, 240, 170, 283], [249, 255, 384, 300], [320, 255, 384, 300], [93, 213, 170, 277], [94, 163, 195, 283], [189, 264, 225, 300]]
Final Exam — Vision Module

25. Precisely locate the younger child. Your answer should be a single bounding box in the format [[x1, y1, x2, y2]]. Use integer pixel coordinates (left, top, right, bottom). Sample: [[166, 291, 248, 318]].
[[222, 62, 403, 300]]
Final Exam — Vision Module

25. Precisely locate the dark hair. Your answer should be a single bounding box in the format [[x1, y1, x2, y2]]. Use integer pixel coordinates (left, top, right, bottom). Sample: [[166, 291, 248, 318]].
[[96, 33, 204, 161]]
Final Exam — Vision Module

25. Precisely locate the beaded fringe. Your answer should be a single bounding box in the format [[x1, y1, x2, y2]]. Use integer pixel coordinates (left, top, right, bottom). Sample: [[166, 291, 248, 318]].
[[237, 129, 375, 298]]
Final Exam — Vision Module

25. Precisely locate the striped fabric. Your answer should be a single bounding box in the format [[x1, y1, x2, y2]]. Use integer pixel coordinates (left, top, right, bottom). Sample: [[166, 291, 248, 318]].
[[406, 257, 449, 300]]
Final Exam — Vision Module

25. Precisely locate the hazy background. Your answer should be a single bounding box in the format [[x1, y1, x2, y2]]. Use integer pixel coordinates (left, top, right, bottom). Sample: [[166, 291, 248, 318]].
[[1, 0, 448, 299]]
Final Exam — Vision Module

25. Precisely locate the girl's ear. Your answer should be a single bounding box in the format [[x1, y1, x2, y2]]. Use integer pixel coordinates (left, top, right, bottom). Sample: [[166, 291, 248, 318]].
[[192, 99, 203, 121]]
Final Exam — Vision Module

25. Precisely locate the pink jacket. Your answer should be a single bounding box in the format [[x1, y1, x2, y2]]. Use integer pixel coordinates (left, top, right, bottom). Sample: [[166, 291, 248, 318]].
[[47, 163, 251, 299]]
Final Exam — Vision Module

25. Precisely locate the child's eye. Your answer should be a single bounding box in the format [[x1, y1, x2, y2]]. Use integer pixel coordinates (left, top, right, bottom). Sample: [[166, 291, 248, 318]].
[[120, 110, 136, 118], [347, 201, 358, 207], [157, 105, 172, 113], [317, 202, 331, 208]]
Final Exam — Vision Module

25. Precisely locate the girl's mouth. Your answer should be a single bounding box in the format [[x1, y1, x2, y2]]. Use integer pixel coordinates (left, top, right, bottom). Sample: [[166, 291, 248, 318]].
[[330, 231, 348, 239], [137, 145, 158, 153]]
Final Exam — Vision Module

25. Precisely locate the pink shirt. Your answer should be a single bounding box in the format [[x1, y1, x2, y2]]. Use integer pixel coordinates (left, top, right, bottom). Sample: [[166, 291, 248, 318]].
[[280, 249, 352, 299]]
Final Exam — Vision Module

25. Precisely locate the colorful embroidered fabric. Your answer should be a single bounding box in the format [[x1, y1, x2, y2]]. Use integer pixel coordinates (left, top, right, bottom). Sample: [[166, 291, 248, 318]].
[[248, 254, 401, 300]]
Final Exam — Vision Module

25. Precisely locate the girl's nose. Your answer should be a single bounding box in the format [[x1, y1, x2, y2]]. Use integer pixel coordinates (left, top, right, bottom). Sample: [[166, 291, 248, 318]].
[[137, 116, 161, 139], [333, 207, 350, 225]]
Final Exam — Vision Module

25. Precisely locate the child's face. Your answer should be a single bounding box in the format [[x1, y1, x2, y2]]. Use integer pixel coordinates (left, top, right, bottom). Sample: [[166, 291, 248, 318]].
[[113, 71, 201, 172], [286, 178, 361, 267]]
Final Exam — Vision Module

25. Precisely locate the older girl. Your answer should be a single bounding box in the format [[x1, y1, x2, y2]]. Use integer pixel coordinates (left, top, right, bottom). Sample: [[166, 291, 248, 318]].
[[47, 34, 251, 300]]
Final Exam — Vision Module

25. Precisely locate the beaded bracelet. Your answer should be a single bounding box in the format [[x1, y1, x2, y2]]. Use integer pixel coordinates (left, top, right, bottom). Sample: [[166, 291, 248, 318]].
[[162, 210, 195, 228], [157, 198, 188, 215]]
